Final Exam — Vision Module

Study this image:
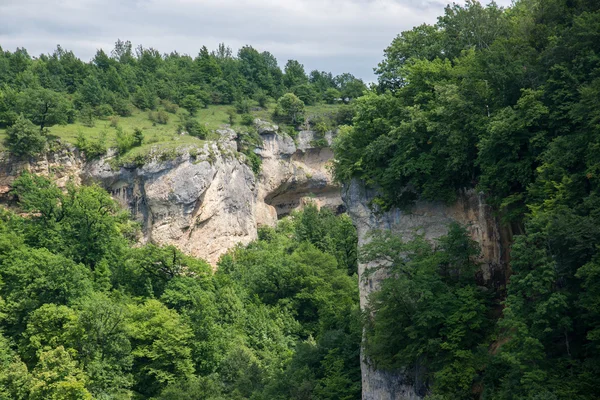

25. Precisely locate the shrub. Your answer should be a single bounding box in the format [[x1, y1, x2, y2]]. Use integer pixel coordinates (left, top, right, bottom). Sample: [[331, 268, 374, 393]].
[[109, 116, 120, 128], [254, 90, 269, 108], [179, 116, 208, 139], [6, 115, 47, 157], [149, 110, 169, 125], [180, 95, 202, 115], [161, 99, 179, 114], [234, 98, 251, 114], [323, 88, 341, 104], [76, 130, 107, 159], [95, 104, 114, 119], [274, 93, 305, 125], [133, 86, 157, 110], [334, 104, 355, 126], [240, 114, 254, 126], [133, 128, 144, 147], [79, 104, 95, 127], [112, 97, 133, 117], [115, 127, 135, 155], [226, 108, 237, 125], [292, 83, 318, 105]]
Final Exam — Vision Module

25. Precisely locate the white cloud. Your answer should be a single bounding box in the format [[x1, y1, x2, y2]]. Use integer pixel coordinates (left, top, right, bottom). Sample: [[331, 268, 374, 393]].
[[0, 0, 514, 80]]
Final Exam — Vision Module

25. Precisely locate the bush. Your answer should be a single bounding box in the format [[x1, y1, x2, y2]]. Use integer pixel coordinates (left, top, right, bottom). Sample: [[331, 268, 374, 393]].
[[274, 93, 305, 125], [79, 104, 95, 127], [112, 97, 133, 117], [161, 100, 179, 114], [179, 116, 209, 139], [6, 115, 47, 157], [109, 116, 120, 128], [334, 104, 355, 126], [95, 104, 114, 119], [240, 114, 254, 126], [234, 98, 251, 114], [254, 90, 269, 108], [226, 108, 237, 125], [180, 95, 202, 115], [149, 110, 169, 125], [133, 128, 144, 147], [133, 86, 157, 110], [292, 83, 318, 105], [323, 88, 341, 104], [76, 130, 107, 159], [115, 127, 135, 155]]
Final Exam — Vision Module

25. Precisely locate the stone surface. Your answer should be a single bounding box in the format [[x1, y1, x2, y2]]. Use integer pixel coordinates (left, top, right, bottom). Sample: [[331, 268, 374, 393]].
[[342, 179, 508, 400], [0, 125, 343, 265]]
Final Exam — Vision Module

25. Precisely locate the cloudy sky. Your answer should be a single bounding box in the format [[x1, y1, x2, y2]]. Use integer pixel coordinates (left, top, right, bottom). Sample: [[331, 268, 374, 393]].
[[0, 0, 513, 81]]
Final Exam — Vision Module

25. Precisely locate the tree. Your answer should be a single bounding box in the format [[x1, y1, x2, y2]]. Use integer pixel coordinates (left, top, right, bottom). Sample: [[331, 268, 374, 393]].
[[226, 108, 237, 125], [17, 88, 70, 130], [0, 333, 31, 400], [323, 88, 341, 104], [181, 95, 202, 115], [29, 346, 92, 400], [127, 299, 195, 397], [79, 75, 103, 107], [275, 93, 305, 125], [6, 114, 47, 157], [284, 59, 308, 88], [292, 83, 318, 105]]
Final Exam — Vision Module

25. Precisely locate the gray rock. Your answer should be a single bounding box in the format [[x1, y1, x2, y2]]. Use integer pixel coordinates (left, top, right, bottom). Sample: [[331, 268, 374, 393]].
[[343, 178, 508, 399]]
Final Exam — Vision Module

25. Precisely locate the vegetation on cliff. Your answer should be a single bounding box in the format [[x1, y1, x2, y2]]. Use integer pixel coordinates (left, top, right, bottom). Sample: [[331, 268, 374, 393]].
[[0, 174, 360, 399], [332, 0, 600, 398], [0, 41, 364, 158]]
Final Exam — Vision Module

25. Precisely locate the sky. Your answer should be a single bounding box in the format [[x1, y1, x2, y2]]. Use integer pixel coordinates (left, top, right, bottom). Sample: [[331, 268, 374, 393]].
[[0, 0, 514, 81]]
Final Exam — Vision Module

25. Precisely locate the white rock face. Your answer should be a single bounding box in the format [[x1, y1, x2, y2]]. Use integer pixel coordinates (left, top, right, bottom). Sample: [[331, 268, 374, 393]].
[[0, 124, 343, 265], [342, 179, 508, 400]]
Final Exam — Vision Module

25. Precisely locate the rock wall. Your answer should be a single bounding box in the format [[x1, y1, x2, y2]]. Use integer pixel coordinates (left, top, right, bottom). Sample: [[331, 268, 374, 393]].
[[0, 123, 342, 265], [342, 179, 508, 400]]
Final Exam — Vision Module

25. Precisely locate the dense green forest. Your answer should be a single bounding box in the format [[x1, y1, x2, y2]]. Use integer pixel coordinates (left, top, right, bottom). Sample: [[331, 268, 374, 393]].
[[0, 40, 364, 161], [2, 0, 600, 399], [0, 174, 360, 399], [333, 0, 600, 398]]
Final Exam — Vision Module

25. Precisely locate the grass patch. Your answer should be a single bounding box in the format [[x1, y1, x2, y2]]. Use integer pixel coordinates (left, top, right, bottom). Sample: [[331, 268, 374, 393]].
[[0, 102, 342, 153]]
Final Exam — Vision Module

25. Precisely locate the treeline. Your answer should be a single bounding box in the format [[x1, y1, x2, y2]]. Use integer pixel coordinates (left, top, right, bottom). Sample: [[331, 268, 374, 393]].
[[0, 174, 360, 399], [0, 40, 366, 128], [333, 0, 600, 399]]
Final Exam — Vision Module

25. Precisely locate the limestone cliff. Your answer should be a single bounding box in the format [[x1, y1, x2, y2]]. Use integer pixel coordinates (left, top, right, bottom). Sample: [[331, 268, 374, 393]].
[[0, 123, 342, 265], [342, 179, 509, 400]]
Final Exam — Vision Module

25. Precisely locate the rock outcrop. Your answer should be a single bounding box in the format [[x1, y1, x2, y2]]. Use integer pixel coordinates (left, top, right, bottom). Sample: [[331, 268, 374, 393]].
[[342, 179, 508, 400], [0, 123, 342, 265]]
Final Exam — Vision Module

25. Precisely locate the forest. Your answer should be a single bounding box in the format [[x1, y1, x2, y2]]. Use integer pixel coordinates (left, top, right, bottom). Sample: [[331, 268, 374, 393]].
[[1, 0, 600, 399], [333, 0, 600, 398], [0, 174, 361, 399]]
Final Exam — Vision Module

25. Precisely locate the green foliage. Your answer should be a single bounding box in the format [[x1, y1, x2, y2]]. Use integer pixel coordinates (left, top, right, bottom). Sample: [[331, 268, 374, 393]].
[[5, 114, 47, 157], [234, 98, 251, 114], [331, 1, 600, 398], [29, 346, 92, 400], [76, 130, 107, 159], [181, 94, 202, 115], [275, 93, 305, 125], [0, 169, 361, 398], [240, 113, 254, 126], [79, 104, 95, 127], [225, 108, 237, 125], [179, 114, 209, 139], [362, 224, 491, 398], [323, 87, 341, 104], [149, 109, 170, 125], [17, 88, 70, 130]]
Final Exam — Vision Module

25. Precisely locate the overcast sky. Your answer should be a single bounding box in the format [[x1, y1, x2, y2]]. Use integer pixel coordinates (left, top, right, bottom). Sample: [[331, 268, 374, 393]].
[[0, 0, 513, 81]]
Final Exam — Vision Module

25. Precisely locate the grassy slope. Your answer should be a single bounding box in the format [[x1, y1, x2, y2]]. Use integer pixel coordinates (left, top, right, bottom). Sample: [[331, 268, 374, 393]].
[[0, 102, 341, 157]]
